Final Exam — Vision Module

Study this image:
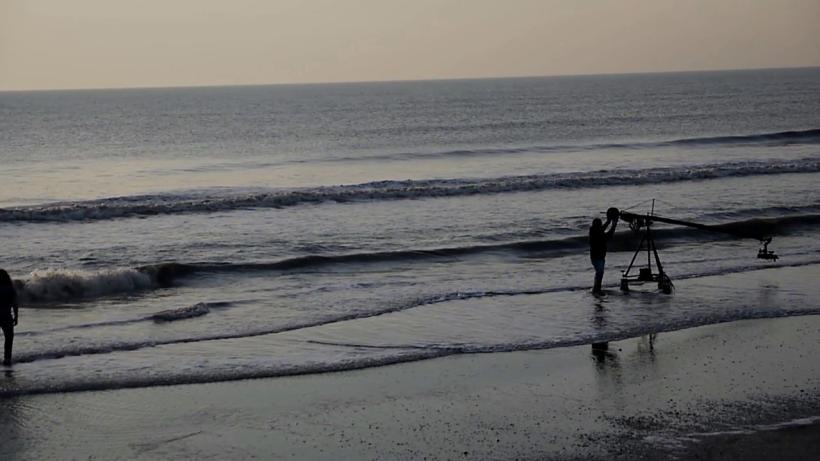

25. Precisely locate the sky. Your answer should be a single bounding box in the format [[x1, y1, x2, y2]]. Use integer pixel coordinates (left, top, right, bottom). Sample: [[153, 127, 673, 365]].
[[1, 0, 818, 90]]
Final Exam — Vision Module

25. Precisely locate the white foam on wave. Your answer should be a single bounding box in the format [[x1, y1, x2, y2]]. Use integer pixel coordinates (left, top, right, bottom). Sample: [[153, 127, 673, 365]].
[[17, 267, 155, 302]]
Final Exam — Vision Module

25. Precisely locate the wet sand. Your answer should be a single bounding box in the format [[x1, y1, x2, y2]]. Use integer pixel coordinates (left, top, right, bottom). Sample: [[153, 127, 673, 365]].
[[0, 311, 818, 460]]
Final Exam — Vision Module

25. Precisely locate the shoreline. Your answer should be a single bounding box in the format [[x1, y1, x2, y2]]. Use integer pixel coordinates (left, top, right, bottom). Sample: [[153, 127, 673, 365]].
[[5, 261, 820, 399], [2, 313, 819, 460]]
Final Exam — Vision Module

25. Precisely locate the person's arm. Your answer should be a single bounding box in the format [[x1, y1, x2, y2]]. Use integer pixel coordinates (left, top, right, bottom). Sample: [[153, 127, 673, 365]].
[[12, 295, 19, 327], [605, 218, 618, 239]]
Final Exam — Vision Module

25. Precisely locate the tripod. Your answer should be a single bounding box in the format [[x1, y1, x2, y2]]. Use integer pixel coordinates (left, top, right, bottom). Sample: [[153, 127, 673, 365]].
[[612, 201, 777, 294], [619, 223, 674, 294]]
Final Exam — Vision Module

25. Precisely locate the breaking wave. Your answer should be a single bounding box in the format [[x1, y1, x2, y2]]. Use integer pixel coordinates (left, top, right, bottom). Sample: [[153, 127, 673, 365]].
[[10, 212, 819, 302], [12, 264, 201, 302], [1, 157, 818, 223], [14, 267, 156, 302]]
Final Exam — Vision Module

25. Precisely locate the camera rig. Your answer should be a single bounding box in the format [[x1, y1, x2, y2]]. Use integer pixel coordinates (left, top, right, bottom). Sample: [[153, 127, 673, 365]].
[[608, 203, 778, 294]]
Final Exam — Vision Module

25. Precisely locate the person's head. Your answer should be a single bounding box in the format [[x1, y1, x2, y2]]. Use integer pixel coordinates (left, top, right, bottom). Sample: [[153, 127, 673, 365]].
[[591, 218, 603, 229], [0, 269, 12, 287]]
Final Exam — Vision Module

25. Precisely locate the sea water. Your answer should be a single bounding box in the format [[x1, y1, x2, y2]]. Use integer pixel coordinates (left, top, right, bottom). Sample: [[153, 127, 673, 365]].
[[1, 68, 819, 395]]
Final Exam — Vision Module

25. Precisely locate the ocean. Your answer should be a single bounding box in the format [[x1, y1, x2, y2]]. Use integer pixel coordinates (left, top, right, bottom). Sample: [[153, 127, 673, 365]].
[[1, 67, 819, 396]]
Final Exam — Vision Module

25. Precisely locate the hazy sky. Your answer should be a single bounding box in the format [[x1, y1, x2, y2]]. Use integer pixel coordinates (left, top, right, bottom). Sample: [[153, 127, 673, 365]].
[[1, 0, 818, 90]]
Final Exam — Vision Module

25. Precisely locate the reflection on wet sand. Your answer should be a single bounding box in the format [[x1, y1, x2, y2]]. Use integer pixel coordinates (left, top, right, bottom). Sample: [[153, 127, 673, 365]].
[[591, 342, 619, 368], [0, 372, 23, 461], [635, 334, 657, 363], [589, 301, 660, 410]]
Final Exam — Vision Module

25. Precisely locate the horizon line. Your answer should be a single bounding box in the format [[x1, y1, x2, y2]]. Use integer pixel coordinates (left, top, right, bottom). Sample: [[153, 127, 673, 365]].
[[2, 65, 818, 94]]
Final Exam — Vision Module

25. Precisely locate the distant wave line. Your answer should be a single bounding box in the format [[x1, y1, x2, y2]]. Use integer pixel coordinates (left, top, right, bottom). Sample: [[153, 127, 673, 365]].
[[317, 128, 820, 164], [133, 128, 820, 174], [1, 157, 819, 223]]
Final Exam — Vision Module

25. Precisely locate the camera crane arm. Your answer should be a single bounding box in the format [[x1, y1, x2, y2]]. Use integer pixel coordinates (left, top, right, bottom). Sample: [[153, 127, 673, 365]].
[[616, 210, 778, 261]]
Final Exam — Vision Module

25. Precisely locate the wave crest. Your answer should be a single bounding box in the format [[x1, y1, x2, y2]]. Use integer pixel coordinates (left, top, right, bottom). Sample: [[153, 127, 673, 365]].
[[9, 211, 820, 303], [335, 129, 820, 163], [15, 267, 156, 302], [667, 128, 820, 147], [1, 157, 818, 223]]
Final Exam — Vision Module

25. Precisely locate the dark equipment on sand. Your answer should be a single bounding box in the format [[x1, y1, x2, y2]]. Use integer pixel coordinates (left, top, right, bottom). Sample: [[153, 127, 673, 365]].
[[607, 203, 778, 294]]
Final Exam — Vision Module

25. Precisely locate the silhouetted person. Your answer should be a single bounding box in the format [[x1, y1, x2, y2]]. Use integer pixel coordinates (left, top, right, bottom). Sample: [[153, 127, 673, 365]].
[[0, 269, 19, 366], [590, 216, 617, 294]]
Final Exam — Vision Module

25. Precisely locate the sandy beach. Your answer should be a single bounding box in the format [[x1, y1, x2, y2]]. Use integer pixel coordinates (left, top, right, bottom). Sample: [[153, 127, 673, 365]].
[[2, 295, 819, 460]]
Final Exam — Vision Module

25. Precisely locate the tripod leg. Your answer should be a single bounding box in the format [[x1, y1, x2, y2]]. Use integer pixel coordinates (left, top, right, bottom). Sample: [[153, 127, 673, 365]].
[[621, 232, 647, 291], [624, 232, 646, 278], [647, 231, 672, 294]]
